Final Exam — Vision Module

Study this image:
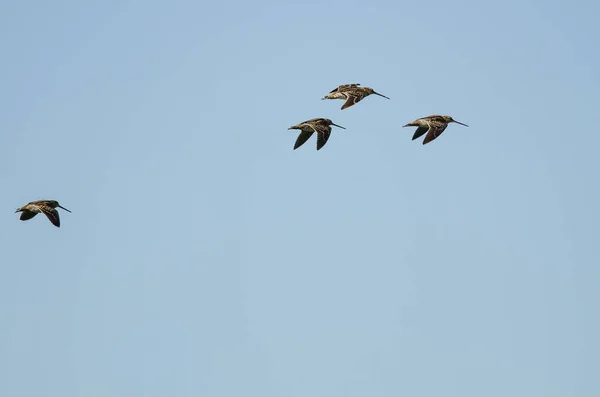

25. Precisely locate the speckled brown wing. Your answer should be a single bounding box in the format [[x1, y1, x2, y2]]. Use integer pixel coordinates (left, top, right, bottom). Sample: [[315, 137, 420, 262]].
[[19, 210, 37, 221], [422, 121, 448, 145], [40, 206, 61, 227], [341, 93, 364, 110], [314, 123, 332, 150], [329, 83, 360, 93]]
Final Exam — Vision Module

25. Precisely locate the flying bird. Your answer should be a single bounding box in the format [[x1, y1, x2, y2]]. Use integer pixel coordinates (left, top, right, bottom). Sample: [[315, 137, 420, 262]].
[[322, 84, 390, 110], [403, 115, 468, 145], [287, 118, 345, 150], [15, 200, 72, 228]]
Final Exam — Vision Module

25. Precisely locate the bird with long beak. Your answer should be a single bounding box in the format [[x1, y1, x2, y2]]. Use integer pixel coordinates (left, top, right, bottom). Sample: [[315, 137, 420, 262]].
[[287, 118, 345, 150], [322, 84, 390, 110], [15, 200, 72, 228], [403, 115, 468, 145]]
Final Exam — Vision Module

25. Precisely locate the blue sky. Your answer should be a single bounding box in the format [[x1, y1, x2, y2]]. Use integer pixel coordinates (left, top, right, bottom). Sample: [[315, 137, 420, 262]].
[[1, 0, 599, 396]]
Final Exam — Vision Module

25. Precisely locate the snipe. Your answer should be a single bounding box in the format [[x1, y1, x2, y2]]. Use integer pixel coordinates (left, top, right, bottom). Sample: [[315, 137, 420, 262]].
[[15, 200, 72, 228], [403, 115, 468, 144], [287, 118, 345, 150], [322, 84, 390, 110]]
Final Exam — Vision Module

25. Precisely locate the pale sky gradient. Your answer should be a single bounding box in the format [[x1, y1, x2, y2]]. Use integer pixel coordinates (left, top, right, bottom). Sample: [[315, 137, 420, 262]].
[[1, 0, 599, 396]]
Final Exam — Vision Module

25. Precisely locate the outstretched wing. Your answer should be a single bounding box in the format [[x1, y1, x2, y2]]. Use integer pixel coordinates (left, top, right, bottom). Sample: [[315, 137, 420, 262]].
[[41, 206, 61, 227], [341, 93, 364, 110], [422, 121, 448, 144], [412, 126, 429, 140], [294, 124, 316, 150], [20, 210, 37, 221], [314, 123, 333, 150], [329, 83, 360, 93]]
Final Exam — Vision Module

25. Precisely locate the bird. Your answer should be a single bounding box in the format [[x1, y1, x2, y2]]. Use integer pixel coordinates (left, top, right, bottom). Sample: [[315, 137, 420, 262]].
[[15, 200, 72, 228], [322, 84, 390, 110], [287, 118, 346, 150], [403, 115, 468, 145]]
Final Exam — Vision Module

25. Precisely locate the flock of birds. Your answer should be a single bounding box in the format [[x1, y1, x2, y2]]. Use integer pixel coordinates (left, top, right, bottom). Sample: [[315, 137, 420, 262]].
[[288, 83, 469, 150], [15, 83, 468, 228]]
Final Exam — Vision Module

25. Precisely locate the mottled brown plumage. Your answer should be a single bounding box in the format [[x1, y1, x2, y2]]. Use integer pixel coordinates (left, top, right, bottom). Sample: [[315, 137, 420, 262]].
[[322, 84, 390, 110], [403, 115, 468, 145], [287, 118, 345, 150], [328, 83, 361, 93], [15, 200, 71, 228]]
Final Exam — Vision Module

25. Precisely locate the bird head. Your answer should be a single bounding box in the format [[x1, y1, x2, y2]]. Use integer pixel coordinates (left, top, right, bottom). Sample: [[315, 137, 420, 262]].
[[48, 200, 72, 212], [444, 116, 468, 127], [365, 87, 390, 100], [55, 201, 72, 213], [324, 119, 346, 129]]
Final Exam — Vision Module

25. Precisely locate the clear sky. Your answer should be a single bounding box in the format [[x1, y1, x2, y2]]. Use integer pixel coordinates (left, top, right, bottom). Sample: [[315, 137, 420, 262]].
[[1, 0, 599, 396]]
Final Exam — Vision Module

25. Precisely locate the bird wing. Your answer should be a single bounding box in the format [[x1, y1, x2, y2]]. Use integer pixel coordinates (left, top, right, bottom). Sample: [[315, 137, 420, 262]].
[[40, 206, 61, 227], [19, 210, 38, 221], [412, 126, 429, 141], [294, 124, 317, 150], [340, 93, 364, 110], [315, 123, 332, 150], [422, 121, 448, 144], [329, 83, 360, 93]]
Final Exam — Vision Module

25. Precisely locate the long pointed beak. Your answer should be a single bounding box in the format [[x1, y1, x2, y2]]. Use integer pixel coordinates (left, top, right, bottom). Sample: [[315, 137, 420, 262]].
[[15, 209, 20, 213], [453, 120, 468, 127], [58, 205, 72, 213], [374, 91, 390, 99], [331, 123, 346, 129]]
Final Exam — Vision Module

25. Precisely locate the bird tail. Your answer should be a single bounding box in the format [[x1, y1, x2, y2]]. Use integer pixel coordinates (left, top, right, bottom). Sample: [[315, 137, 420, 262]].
[[323, 93, 343, 100]]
